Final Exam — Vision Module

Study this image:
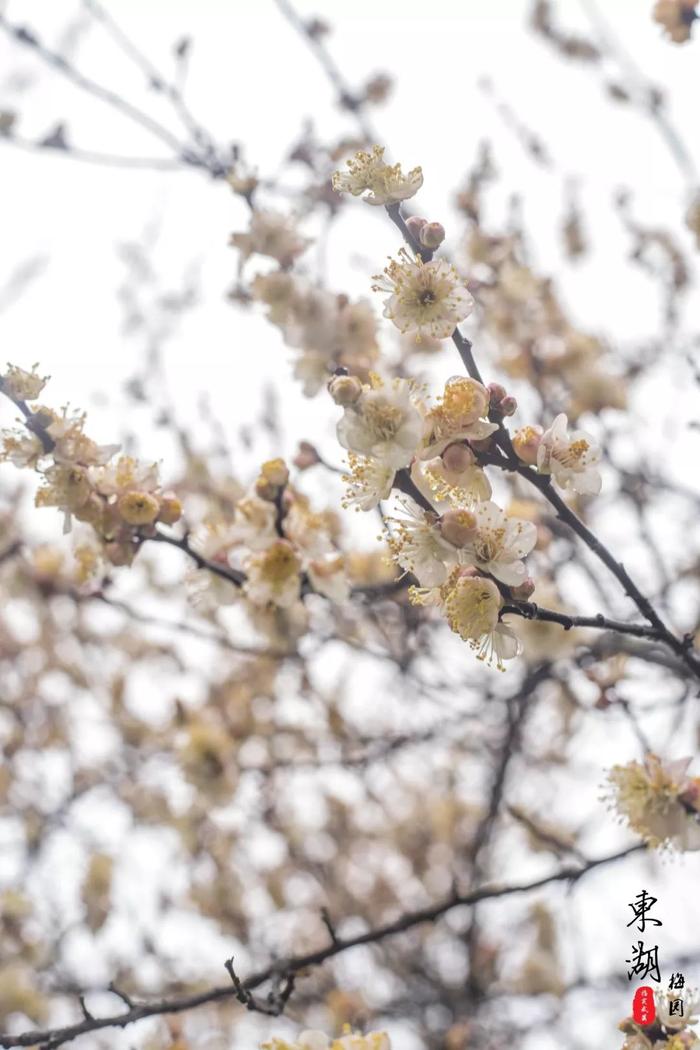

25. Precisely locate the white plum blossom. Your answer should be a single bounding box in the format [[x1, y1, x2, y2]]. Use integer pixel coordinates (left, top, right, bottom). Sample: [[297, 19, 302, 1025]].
[[607, 754, 700, 851], [336, 376, 424, 470], [385, 496, 456, 587], [411, 571, 521, 670], [459, 500, 538, 586], [373, 248, 474, 342], [342, 453, 396, 511], [420, 376, 497, 459], [537, 413, 602, 495], [332, 144, 423, 205], [230, 209, 310, 267], [244, 539, 302, 609], [230, 493, 278, 550], [307, 553, 350, 602]]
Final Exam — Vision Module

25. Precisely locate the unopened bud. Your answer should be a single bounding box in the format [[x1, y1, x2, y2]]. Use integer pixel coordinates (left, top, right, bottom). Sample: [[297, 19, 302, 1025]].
[[500, 395, 517, 417], [419, 222, 446, 249], [104, 542, 132, 567], [117, 491, 160, 526], [470, 436, 495, 452], [405, 215, 427, 240], [157, 492, 183, 525], [441, 442, 475, 473], [439, 508, 477, 548], [294, 441, 320, 470], [487, 382, 507, 407], [260, 458, 289, 488], [513, 425, 543, 466], [254, 475, 277, 502], [680, 779, 700, 809], [329, 373, 363, 406], [510, 576, 536, 600]]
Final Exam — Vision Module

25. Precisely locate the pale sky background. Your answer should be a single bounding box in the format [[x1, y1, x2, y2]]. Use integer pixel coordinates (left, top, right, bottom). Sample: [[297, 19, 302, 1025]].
[[1, 2, 700, 1049]]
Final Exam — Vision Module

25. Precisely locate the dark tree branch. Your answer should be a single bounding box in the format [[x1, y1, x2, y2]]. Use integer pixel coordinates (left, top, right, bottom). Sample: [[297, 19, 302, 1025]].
[[0, 844, 643, 1050]]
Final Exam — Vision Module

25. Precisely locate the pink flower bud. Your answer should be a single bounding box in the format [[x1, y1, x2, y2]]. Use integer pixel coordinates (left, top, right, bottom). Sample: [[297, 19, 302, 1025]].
[[510, 576, 536, 600], [487, 382, 507, 406], [500, 395, 517, 416], [441, 442, 476, 472], [294, 441, 320, 470], [419, 222, 446, 249], [439, 508, 477, 548], [513, 425, 543, 466], [405, 216, 427, 241]]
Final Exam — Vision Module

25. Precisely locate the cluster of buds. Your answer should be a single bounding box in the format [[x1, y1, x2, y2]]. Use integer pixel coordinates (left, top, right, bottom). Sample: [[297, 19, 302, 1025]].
[[487, 381, 517, 419], [405, 215, 447, 251], [0, 364, 181, 567]]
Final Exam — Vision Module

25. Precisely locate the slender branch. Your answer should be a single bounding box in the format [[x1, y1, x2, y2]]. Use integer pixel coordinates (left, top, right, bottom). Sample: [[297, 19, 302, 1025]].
[[0, 15, 190, 159], [0, 844, 643, 1050]]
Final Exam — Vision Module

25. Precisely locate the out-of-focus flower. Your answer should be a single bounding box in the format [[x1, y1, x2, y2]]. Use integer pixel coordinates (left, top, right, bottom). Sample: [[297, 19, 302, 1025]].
[[230, 209, 310, 267], [373, 249, 474, 341], [537, 413, 602, 495], [244, 539, 302, 608], [606, 754, 700, 850], [332, 144, 422, 205], [263, 1029, 391, 1050], [652, 0, 697, 43]]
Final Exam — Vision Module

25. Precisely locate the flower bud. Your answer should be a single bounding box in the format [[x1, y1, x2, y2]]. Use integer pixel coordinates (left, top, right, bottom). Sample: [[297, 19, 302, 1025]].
[[487, 382, 507, 407], [329, 374, 363, 406], [419, 222, 446, 249], [513, 425, 543, 466], [260, 458, 289, 487], [104, 541, 133, 567], [680, 779, 700, 809], [441, 442, 475, 473], [510, 576, 536, 600], [117, 491, 160, 526], [500, 395, 517, 416], [254, 475, 277, 502], [405, 215, 427, 240], [470, 436, 495, 452], [294, 441, 320, 470], [439, 508, 477, 548], [157, 492, 183, 525]]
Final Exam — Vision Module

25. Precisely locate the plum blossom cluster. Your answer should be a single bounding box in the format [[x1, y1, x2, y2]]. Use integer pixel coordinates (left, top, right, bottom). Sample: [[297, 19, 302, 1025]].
[[0, 364, 182, 566], [262, 1030, 390, 1050], [330, 148, 604, 666], [250, 271, 379, 395], [619, 987, 700, 1048], [189, 456, 350, 618], [606, 754, 700, 851], [330, 371, 532, 668]]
